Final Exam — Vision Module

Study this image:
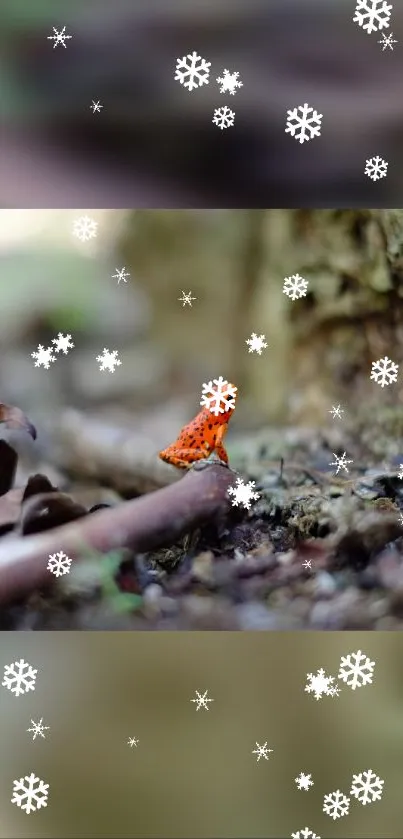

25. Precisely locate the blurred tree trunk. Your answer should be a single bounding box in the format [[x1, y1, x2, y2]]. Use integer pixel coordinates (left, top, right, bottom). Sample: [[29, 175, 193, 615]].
[[119, 209, 403, 427]]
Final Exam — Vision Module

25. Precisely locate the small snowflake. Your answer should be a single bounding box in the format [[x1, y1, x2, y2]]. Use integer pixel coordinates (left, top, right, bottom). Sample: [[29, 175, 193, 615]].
[[353, 0, 393, 34], [305, 669, 335, 700], [216, 69, 243, 95], [31, 344, 57, 370], [51, 332, 74, 355], [178, 290, 197, 307], [228, 477, 260, 511], [350, 769, 384, 805], [72, 215, 98, 242], [295, 772, 314, 791], [338, 649, 375, 690], [2, 659, 37, 697], [252, 742, 274, 762], [127, 736, 139, 748], [398, 464, 403, 479], [285, 103, 322, 144], [112, 267, 130, 284], [245, 333, 268, 355], [291, 829, 321, 839], [329, 404, 344, 420], [200, 376, 237, 416], [378, 31, 398, 49], [330, 451, 353, 475], [365, 155, 388, 181], [191, 690, 214, 711], [27, 719, 50, 741], [90, 100, 103, 113], [11, 772, 49, 814], [174, 51, 211, 91], [47, 26, 72, 48], [323, 789, 350, 820], [283, 274, 309, 300], [370, 355, 399, 387], [399, 512, 403, 526], [212, 106, 235, 129], [47, 551, 72, 578], [327, 684, 341, 698], [302, 559, 312, 570], [96, 348, 122, 373]]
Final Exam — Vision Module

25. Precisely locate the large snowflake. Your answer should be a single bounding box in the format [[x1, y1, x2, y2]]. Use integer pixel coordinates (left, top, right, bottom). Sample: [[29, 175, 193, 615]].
[[323, 789, 350, 820], [96, 348, 122, 373], [216, 69, 243, 95], [291, 830, 321, 839], [47, 551, 73, 577], [370, 355, 398, 387], [283, 273, 309, 300], [285, 103, 322, 144], [31, 344, 57, 369], [212, 106, 235, 129], [174, 51, 211, 91], [200, 376, 237, 416], [228, 477, 260, 510], [353, 1, 393, 34], [11, 772, 49, 814], [350, 769, 384, 805], [365, 155, 388, 181], [338, 649, 375, 690], [2, 659, 37, 697], [72, 215, 98, 242], [304, 668, 334, 700]]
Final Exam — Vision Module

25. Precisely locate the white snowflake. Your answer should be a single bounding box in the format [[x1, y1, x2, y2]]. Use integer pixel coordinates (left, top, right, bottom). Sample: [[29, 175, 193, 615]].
[[11, 772, 49, 814], [216, 69, 243, 95], [245, 333, 268, 355], [31, 344, 57, 370], [302, 559, 312, 570], [96, 348, 122, 373], [329, 452, 353, 475], [252, 742, 274, 762], [112, 267, 130, 284], [370, 355, 399, 387], [27, 718, 50, 741], [378, 31, 398, 49], [399, 512, 403, 526], [178, 290, 197, 307], [283, 274, 309, 300], [191, 690, 214, 710], [350, 769, 384, 805], [2, 659, 37, 697], [90, 100, 103, 113], [200, 376, 237, 416], [305, 668, 335, 700], [47, 551, 72, 578], [47, 26, 72, 48], [338, 649, 375, 690], [291, 829, 320, 839], [329, 404, 344, 420], [353, 0, 393, 34], [72, 215, 98, 242], [51, 332, 74, 355], [398, 464, 403, 479], [228, 477, 260, 511], [174, 51, 211, 91], [327, 684, 341, 698], [323, 789, 350, 820], [285, 103, 323, 144], [365, 155, 388, 181], [295, 772, 314, 791], [212, 106, 235, 129], [127, 736, 139, 748]]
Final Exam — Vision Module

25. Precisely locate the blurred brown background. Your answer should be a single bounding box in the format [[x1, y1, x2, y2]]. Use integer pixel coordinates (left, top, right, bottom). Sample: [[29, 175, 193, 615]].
[[0, 632, 401, 838], [1, 0, 403, 207]]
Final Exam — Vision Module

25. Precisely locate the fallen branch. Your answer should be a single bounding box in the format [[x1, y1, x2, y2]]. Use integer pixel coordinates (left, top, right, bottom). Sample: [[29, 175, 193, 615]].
[[0, 464, 235, 605]]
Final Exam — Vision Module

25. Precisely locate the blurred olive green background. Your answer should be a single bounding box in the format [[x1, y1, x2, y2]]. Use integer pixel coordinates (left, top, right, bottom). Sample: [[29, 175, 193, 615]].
[[0, 633, 401, 838], [1, 208, 402, 449]]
